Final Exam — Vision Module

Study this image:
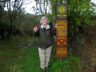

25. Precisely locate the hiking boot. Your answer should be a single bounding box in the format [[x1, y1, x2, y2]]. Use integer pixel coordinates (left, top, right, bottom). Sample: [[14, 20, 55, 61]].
[[42, 69, 45, 72], [45, 65, 50, 69], [45, 67, 48, 69]]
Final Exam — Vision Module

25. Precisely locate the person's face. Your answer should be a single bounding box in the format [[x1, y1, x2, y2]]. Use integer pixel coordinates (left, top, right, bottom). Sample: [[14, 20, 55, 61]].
[[42, 18, 47, 25]]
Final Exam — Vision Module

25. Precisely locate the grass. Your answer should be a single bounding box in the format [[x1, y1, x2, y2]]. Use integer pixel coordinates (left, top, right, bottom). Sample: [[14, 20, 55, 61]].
[[46, 53, 84, 72], [0, 35, 84, 72]]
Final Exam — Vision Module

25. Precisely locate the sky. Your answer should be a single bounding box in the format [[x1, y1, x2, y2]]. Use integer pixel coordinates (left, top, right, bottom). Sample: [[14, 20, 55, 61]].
[[4, 0, 96, 14], [4, 0, 36, 14], [24, 1, 51, 14], [24, 1, 36, 14], [25, 0, 96, 14], [91, 0, 96, 4]]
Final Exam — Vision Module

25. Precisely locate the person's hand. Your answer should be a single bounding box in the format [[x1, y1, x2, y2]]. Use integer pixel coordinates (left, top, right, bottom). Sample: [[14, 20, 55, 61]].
[[55, 23, 57, 28], [33, 26, 38, 32]]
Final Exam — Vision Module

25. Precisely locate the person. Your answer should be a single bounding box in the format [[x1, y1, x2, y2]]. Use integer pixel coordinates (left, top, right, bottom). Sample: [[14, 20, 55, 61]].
[[33, 16, 57, 72]]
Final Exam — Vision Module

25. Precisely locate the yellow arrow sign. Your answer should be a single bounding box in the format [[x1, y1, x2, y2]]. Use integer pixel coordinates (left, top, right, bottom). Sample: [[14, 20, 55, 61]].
[[58, 42, 60, 44], [61, 40, 63, 42]]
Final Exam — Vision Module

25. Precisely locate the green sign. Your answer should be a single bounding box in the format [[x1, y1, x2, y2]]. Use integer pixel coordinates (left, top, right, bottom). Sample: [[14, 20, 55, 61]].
[[56, 4, 67, 20]]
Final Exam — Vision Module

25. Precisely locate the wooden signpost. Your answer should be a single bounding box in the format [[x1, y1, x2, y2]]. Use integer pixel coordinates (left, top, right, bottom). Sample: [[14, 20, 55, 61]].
[[56, 3, 68, 61]]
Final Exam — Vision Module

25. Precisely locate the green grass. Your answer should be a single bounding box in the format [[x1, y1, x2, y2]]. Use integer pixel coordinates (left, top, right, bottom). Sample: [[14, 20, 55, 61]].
[[46, 54, 84, 72], [0, 35, 84, 72], [0, 47, 40, 72]]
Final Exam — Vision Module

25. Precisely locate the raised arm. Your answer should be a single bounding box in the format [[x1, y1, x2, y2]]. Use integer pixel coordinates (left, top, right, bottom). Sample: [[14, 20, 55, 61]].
[[33, 26, 40, 37]]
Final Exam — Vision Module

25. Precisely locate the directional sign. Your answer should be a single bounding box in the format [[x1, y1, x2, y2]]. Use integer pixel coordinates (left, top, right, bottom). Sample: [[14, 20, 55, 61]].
[[57, 20, 67, 36], [56, 3, 68, 58], [57, 47, 67, 57], [57, 20, 67, 47], [57, 36, 67, 46]]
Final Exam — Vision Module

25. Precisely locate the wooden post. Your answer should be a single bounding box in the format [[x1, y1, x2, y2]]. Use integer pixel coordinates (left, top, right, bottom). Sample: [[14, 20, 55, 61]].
[[56, 3, 68, 61], [60, 57, 63, 61]]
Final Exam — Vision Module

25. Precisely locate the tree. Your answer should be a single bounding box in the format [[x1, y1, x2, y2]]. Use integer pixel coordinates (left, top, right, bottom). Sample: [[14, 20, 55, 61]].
[[0, 0, 7, 19], [32, 0, 51, 15], [48, 0, 96, 37], [6, 0, 32, 35]]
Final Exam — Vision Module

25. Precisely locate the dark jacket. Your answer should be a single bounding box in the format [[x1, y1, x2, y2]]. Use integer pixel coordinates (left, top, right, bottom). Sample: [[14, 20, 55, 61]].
[[34, 24, 56, 49]]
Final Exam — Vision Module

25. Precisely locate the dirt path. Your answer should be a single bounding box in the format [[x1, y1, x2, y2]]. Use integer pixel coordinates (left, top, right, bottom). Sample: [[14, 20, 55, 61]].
[[17, 42, 38, 50], [78, 25, 96, 72]]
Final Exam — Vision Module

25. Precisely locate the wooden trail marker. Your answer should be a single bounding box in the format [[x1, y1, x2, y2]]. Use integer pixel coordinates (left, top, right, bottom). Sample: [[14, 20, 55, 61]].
[[57, 47, 67, 57], [57, 36, 67, 46], [56, 3, 68, 60]]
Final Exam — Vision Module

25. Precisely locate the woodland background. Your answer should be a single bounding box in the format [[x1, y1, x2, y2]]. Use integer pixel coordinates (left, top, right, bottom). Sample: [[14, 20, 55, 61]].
[[0, 0, 96, 39], [0, 0, 96, 72]]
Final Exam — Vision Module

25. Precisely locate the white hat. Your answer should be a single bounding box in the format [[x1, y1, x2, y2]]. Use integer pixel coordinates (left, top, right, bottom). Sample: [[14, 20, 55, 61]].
[[40, 16, 49, 24]]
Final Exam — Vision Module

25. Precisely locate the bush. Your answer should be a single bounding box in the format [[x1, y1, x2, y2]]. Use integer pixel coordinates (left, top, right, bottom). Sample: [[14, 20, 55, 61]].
[[0, 21, 10, 38], [50, 53, 84, 72], [3, 32, 9, 38]]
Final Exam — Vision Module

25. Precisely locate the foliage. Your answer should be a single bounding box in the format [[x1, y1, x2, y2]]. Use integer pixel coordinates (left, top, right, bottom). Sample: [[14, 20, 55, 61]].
[[47, 0, 96, 38], [20, 13, 41, 36], [1, 0, 96, 39], [0, 20, 10, 38], [3, 32, 9, 38], [0, 35, 2, 39], [0, 10, 42, 38], [48, 53, 83, 72]]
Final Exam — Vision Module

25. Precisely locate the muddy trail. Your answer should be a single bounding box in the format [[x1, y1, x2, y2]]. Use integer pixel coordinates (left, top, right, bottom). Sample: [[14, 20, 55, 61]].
[[78, 25, 96, 72], [17, 42, 38, 50]]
